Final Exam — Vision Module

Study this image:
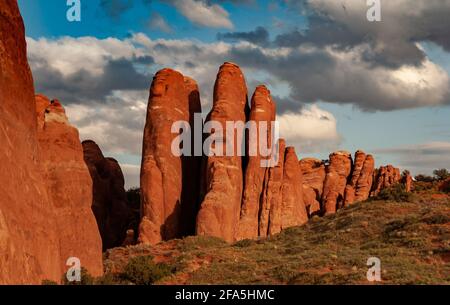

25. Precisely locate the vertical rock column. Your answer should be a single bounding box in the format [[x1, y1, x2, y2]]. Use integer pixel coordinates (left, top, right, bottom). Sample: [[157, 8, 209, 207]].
[[259, 139, 286, 237], [280, 147, 309, 229], [371, 165, 402, 196], [139, 69, 199, 244], [238, 85, 276, 240], [0, 1, 61, 284], [344, 150, 367, 206], [300, 158, 326, 217], [196, 63, 248, 242], [354, 154, 375, 202], [322, 151, 353, 215], [36, 95, 103, 276]]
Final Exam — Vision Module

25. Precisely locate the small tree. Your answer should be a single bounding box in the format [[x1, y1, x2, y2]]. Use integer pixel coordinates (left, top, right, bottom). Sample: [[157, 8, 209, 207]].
[[433, 169, 450, 181], [415, 174, 435, 183]]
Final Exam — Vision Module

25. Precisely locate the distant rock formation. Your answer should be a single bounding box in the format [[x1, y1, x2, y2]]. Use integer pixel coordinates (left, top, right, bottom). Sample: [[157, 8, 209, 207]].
[[402, 171, 413, 193], [300, 158, 326, 217], [322, 151, 353, 215], [36, 95, 103, 277], [371, 165, 402, 196], [344, 151, 375, 205], [83, 140, 132, 251]]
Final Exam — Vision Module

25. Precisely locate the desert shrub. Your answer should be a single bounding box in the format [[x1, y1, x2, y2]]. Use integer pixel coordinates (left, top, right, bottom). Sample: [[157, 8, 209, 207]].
[[95, 272, 125, 285], [234, 239, 254, 248], [121, 255, 172, 285], [374, 184, 414, 202], [415, 174, 435, 183], [423, 214, 450, 225], [177, 236, 227, 251], [270, 264, 300, 282], [41, 279, 58, 285], [433, 169, 450, 181], [413, 181, 436, 192]]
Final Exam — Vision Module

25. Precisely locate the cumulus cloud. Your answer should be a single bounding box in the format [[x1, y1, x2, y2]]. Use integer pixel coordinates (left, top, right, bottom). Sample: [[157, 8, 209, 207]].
[[217, 26, 269, 46], [27, 33, 450, 157], [278, 105, 341, 154], [228, 43, 450, 111], [166, 0, 233, 29], [26, 25, 450, 184], [280, 0, 450, 68], [373, 142, 450, 175]]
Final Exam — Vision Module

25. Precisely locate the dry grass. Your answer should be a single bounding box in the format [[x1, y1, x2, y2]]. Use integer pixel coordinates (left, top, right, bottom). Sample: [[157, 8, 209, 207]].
[[100, 194, 450, 285]]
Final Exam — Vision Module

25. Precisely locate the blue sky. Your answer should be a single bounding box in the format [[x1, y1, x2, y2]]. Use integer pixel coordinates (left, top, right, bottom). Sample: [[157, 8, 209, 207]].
[[18, 0, 450, 188]]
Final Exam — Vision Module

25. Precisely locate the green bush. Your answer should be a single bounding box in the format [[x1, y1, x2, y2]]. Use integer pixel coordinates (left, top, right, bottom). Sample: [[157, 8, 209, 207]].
[[433, 169, 450, 181], [374, 184, 414, 202], [95, 272, 125, 285], [234, 239, 254, 248], [415, 174, 435, 183], [121, 255, 172, 285]]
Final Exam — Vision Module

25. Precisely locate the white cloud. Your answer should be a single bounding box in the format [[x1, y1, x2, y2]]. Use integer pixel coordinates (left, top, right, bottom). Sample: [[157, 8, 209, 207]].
[[171, 0, 233, 29], [26, 32, 450, 176], [278, 105, 341, 154], [27, 36, 138, 77]]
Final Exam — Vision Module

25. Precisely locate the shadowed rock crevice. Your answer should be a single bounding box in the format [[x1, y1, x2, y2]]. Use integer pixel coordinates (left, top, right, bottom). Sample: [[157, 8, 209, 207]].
[[82, 140, 133, 251]]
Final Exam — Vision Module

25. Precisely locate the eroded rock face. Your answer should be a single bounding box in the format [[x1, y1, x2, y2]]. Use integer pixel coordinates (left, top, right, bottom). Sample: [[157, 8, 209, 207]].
[[354, 155, 375, 202], [371, 165, 402, 196], [0, 1, 61, 284], [36, 95, 103, 276], [196, 62, 248, 242], [83, 140, 131, 251], [238, 85, 276, 240], [260, 139, 286, 237], [281, 147, 308, 229], [139, 69, 201, 245], [300, 158, 326, 217], [322, 151, 353, 215], [344, 150, 366, 206], [402, 171, 413, 193], [344, 151, 375, 205]]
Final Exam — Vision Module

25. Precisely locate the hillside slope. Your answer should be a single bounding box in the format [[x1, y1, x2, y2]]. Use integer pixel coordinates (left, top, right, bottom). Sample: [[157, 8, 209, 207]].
[[102, 195, 449, 285]]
